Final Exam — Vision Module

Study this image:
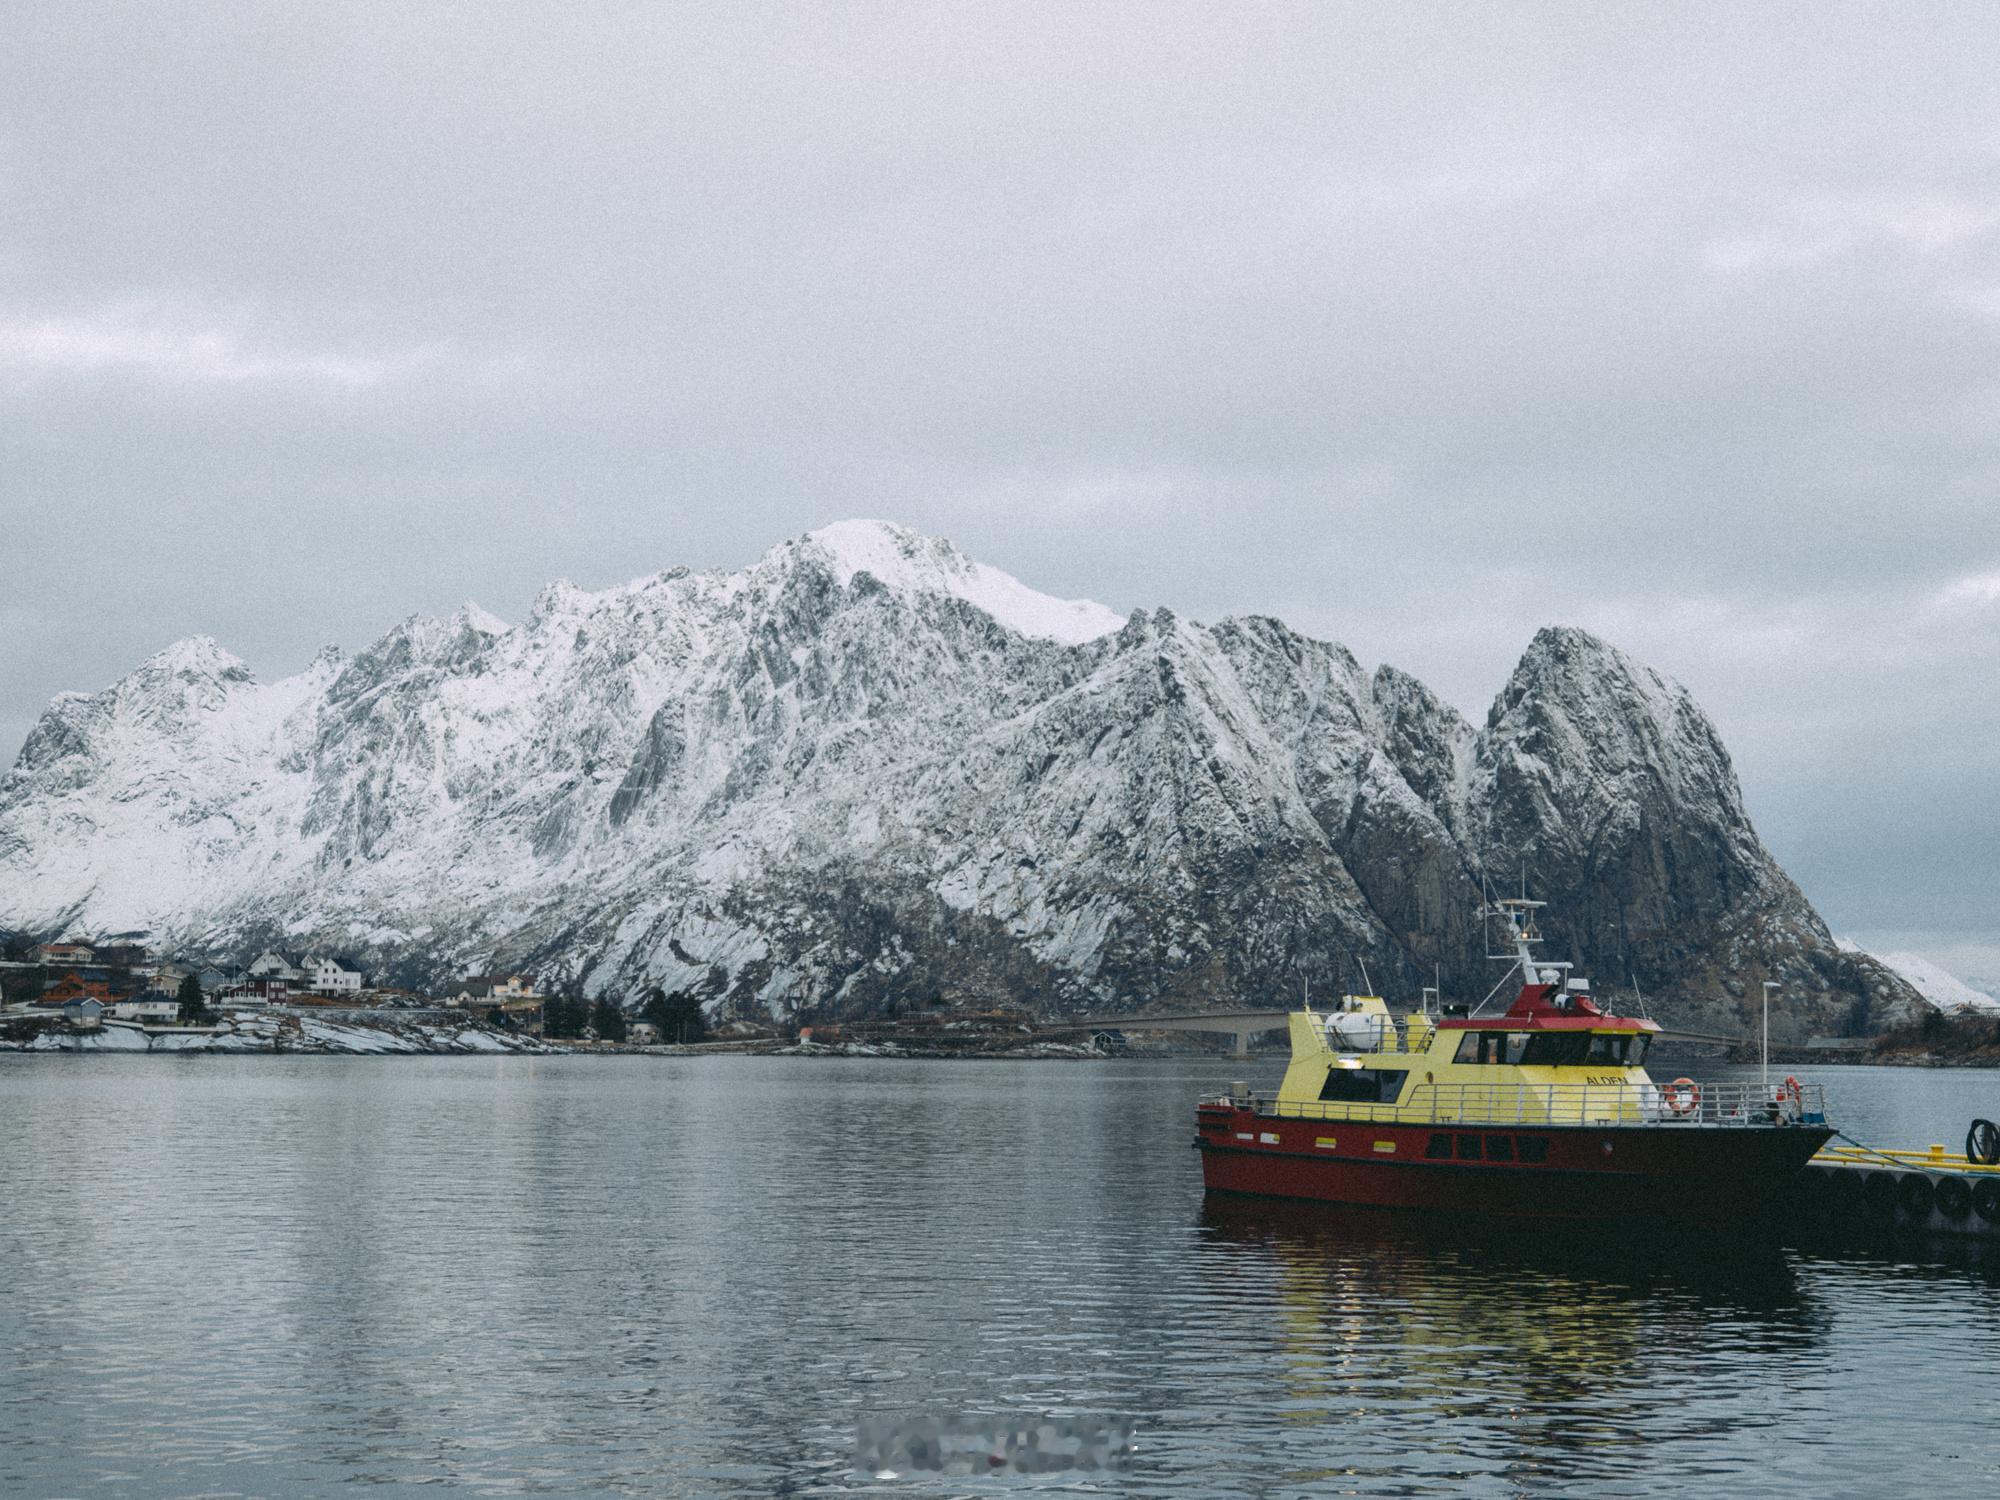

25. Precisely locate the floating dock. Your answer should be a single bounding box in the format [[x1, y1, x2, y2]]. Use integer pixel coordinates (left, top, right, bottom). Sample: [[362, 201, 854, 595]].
[[1795, 1142, 2000, 1238]]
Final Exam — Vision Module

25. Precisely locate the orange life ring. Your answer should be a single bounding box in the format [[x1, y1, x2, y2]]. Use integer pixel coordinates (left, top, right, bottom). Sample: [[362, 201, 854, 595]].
[[1662, 1077, 1702, 1118], [1770, 1074, 1804, 1120]]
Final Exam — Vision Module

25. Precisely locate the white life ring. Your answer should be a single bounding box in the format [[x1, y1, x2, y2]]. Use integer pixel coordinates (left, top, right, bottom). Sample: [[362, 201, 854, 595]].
[[1661, 1077, 1702, 1118]]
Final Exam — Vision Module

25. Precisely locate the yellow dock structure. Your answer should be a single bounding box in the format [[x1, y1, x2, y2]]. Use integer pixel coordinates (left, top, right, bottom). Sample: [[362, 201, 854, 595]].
[[1802, 1130, 2000, 1236]]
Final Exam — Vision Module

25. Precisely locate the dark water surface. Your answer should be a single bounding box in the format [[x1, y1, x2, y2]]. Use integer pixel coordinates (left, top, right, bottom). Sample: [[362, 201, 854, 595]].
[[4, 1054, 1999, 1497]]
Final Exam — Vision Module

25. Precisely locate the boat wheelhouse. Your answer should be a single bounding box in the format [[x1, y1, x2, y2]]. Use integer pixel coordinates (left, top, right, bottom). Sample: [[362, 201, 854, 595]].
[[1195, 901, 1834, 1222]]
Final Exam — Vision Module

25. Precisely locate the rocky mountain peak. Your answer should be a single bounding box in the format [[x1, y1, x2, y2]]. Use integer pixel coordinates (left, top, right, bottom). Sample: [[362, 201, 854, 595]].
[[761, 519, 1127, 646], [0, 524, 1923, 1037], [453, 602, 508, 638], [137, 634, 254, 687]]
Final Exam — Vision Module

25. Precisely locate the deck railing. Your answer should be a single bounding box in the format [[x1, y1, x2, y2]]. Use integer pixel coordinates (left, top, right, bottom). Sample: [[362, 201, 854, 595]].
[[1206, 1079, 1827, 1129], [1316, 1014, 1425, 1055]]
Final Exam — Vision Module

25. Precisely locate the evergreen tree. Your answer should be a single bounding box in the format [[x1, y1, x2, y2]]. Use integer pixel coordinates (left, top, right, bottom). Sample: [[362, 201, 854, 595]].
[[639, 986, 671, 1035], [2, 964, 46, 1006], [592, 998, 629, 1042], [176, 973, 209, 1024], [540, 995, 563, 1038], [639, 987, 706, 1045], [542, 993, 580, 1039]]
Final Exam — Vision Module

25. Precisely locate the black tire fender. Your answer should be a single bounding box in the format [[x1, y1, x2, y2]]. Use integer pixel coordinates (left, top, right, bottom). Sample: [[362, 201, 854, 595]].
[[1933, 1175, 1972, 1221], [1973, 1178, 2000, 1224], [1896, 1173, 1936, 1221], [1861, 1171, 1898, 1220]]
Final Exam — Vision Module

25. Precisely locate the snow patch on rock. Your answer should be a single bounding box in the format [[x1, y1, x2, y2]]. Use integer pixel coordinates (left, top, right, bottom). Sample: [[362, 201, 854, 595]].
[[788, 520, 1125, 645], [1849, 944, 2000, 1015]]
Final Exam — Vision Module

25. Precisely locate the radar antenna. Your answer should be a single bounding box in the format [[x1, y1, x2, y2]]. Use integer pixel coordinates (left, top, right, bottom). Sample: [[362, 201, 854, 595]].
[[1472, 895, 1570, 1015]]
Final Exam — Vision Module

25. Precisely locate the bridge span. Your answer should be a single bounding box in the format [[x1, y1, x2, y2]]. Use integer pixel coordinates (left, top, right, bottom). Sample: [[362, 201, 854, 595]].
[[1039, 1010, 1293, 1057]]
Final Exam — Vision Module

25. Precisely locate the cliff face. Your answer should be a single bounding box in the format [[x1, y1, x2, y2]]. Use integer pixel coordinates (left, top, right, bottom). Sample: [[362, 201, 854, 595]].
[[0, 520, 1923, 1037]]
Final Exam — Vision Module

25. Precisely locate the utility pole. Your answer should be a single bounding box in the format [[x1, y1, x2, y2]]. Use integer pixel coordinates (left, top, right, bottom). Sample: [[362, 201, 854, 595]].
[[1760, 980, 1778, 1094]]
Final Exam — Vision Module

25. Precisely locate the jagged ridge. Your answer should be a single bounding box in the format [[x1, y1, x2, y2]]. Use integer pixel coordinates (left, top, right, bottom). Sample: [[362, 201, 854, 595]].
[[0, 521, 1924, 1038]]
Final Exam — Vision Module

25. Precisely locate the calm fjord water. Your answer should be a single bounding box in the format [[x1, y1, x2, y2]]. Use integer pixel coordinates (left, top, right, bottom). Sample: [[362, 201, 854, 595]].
[[3, 1055, 1999, 1497]]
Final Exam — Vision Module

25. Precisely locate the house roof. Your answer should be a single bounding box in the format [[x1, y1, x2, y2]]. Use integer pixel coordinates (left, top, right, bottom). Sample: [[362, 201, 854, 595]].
[[46, 967, 114, 984]]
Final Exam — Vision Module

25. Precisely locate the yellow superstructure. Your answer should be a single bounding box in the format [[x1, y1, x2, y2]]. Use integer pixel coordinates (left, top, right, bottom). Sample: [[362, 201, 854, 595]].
[[1269, 992, 1661, 1128]]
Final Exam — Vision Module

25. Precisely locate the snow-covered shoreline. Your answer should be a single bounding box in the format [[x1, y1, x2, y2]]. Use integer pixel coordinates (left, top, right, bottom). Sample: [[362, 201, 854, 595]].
[[0, 1015, 1128, 1060], [0, 1010, 555, 1055]]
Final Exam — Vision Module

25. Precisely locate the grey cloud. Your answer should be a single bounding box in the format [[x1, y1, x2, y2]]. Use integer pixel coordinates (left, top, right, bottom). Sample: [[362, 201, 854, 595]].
[[3, 1, 1997, 961]]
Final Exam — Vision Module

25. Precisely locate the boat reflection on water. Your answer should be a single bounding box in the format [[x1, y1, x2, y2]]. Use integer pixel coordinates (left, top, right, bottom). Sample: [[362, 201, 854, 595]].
[[1198, 1191, 1812, 1306], [1192, 1196, 1819, 1492]]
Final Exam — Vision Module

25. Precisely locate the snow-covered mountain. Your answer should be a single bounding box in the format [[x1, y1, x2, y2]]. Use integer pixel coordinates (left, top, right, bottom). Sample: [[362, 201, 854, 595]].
[[1853, 947, 2000, 1016], [0, 519, 1924, 1036]]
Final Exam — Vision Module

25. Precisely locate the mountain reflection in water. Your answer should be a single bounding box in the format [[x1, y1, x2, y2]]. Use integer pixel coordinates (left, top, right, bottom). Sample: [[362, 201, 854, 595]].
[[5, 1055, 2000, 1497]]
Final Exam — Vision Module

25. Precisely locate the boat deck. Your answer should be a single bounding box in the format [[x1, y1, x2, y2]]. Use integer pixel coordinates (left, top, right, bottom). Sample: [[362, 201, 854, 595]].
[[1213, 1079, 1826, 1130]]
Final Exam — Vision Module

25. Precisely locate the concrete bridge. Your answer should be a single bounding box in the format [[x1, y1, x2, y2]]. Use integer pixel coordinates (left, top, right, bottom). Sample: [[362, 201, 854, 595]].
[[1039, 1013, 1878, 1059], [1039, 1010, 1293, 1057]]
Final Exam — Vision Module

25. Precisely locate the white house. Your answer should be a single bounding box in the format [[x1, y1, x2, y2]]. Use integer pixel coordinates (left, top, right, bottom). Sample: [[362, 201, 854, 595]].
[[461, 973, 538, 1000], [149, 962, 196, 996], [304, 955, 364, 994], [112, 996, 180, 1024], [247, 952, 303, 982], [452, 980, 496, 1008]]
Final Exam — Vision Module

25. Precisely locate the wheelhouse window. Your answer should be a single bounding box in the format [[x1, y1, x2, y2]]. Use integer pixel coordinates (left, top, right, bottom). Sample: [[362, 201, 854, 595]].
[[1317, 1067, 1409, 1104], [1584, 1032, 1649, 1064], [1518, 1032, 1590, 1066], [1458, 1030, 1654, 1066], [1454, 1031, 1507, 1064], [1453, 1031, 1535, 1064]]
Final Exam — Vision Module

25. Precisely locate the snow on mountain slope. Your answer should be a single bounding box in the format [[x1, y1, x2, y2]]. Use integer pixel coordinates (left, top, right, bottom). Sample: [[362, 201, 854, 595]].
[[790, 520, 1125, 644], [1854, 947, 2000, 1015], [0, 522, 1921, 1036]]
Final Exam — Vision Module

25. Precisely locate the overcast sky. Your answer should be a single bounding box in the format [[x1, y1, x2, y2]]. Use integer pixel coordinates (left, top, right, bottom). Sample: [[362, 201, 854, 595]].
[[3, 3, 1996, 977]]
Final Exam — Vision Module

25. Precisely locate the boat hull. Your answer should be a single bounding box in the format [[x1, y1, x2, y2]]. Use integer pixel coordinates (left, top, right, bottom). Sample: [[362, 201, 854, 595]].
[[1195, 1103, 1833, 1224]]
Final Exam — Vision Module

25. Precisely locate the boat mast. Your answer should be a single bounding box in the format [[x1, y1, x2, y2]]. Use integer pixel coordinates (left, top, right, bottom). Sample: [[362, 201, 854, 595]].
[[1472, 897, 1555, 1014]]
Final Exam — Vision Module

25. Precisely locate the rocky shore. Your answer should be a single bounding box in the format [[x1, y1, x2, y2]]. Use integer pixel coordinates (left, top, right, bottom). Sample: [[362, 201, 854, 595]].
[[0, 1009, 1124, 1059], [1861, 1012, 2000, 1068]]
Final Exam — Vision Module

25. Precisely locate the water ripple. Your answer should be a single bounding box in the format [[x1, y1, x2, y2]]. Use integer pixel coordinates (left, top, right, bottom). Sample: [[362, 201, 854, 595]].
[[5, 1056, 2000, 1495]]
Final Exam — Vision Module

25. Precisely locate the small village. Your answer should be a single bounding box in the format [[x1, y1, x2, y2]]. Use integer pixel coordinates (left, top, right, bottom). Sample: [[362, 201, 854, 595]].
[[0, 935, 702, 1047], [0, 934, 1122, 1057]]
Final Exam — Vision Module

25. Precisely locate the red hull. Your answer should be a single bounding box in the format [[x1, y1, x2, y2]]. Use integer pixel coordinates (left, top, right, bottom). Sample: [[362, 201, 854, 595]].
[[1195, 1103, 1832, 1224]]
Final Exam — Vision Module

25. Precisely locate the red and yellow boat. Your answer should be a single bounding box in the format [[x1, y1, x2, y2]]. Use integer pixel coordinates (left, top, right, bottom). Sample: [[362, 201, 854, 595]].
[[1195, 901, 1833, 1223]]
